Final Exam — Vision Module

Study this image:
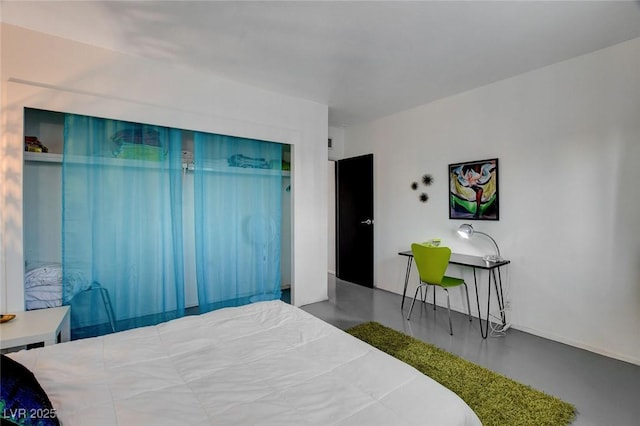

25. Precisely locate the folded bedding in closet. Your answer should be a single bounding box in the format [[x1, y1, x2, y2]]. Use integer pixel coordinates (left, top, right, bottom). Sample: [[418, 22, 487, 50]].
[[24, 264, 90, 310]]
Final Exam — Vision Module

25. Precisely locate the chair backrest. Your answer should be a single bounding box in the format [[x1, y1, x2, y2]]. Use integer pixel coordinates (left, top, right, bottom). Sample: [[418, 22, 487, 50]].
[[411, 243, 452, 285]]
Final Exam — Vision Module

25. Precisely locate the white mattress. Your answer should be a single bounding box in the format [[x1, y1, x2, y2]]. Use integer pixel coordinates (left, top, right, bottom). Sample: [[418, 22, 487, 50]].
[[8, 300, 481, 426]]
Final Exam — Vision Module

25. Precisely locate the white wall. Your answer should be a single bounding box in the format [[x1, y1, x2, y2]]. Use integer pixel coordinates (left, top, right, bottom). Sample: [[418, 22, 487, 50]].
[[327, 126, 343, 274], [327, 161, 336, 274], [328, 126, 345, 161], [0, 24, 328, 312], [344, 38, 640, 365]]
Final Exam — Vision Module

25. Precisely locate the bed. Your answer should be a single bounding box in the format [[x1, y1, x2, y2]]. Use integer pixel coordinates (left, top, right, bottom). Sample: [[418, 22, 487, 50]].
[[3, 300, 481, 425]]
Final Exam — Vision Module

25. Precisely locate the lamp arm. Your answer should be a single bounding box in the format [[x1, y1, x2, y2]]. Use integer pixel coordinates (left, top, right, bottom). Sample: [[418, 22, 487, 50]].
[[475, 231, 501, 257]]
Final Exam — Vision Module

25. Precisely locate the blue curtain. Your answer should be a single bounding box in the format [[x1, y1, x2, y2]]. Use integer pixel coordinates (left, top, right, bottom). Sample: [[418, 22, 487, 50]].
[[62, 114, 184, 337], [193, 132, 282, 312]]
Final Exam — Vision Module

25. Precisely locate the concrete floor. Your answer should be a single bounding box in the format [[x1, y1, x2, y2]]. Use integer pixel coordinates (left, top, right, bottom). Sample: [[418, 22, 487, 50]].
[[301, 275, 640, 426]]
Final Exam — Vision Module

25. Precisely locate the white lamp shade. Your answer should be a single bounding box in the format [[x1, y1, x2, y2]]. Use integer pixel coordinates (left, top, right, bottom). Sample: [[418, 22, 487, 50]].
[[457, 223, 474, 239], [456, 223, 502, 262]]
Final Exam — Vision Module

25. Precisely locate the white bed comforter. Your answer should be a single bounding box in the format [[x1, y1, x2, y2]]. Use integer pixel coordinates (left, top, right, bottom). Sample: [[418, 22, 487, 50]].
[[8, 301, 481, 426]]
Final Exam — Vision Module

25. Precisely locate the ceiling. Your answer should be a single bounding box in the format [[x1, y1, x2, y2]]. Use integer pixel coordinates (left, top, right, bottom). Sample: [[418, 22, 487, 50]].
[[3, 1, 640, 127]]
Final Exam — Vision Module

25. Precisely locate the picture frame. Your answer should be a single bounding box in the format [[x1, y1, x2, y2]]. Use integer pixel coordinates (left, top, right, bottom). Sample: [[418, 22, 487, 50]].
[[449, 158, 499, 220]]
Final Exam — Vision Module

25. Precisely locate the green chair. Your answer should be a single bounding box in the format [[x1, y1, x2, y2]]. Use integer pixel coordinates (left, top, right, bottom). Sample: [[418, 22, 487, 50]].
[[407, 243, 472, 335]]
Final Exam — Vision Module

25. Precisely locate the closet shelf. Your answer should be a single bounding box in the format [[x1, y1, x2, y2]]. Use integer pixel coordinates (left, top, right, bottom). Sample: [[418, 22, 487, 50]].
[[24, 152, 290, 176], [24, 152, 62, 163], [183, 162, 290, 176]]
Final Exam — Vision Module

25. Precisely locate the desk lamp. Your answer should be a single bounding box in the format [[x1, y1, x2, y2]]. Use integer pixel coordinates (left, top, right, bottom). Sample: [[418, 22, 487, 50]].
[[457, 224, 503, 262]]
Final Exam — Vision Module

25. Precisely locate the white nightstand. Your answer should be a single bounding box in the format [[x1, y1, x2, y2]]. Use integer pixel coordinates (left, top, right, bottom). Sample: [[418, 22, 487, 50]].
[[0, 306, 70, 352]]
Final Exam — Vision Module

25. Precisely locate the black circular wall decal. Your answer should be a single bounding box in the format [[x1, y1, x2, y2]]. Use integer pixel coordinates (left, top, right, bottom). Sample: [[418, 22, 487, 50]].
[[422, 174, 433, 186], [411, 182, 418, 190], [419, 193, 429, 203]]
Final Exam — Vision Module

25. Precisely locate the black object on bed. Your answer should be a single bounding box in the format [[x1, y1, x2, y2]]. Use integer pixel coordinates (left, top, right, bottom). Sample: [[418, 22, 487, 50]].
[[0, 354, 60, 426]]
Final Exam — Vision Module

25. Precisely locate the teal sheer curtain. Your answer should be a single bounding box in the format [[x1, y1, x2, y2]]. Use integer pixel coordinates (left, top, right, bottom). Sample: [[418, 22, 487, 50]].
[[193, 132, 282, 312], [62, 113, 185, 337]]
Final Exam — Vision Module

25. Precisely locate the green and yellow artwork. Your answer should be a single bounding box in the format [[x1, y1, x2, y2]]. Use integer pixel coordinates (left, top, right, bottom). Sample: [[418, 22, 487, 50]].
[[449, 158, 499, 220]]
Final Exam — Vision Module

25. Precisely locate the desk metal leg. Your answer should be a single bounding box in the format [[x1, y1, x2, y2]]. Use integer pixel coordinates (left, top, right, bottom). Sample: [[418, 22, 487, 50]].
[[401, 256, 413, 309], [472, 267, 493, 339], [492, 269, 507, 326], [473, 266, 509, 338], [484, 269, 492, 338], [472, 269, 482, 337]]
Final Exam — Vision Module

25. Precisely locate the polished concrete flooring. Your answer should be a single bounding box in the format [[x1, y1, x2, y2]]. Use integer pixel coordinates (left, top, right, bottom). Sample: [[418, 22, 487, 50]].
[[301, 275, 640, 426]]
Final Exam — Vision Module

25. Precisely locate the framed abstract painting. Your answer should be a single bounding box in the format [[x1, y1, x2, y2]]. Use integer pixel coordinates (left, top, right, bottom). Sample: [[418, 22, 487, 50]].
[[449, 158, 499, 220]]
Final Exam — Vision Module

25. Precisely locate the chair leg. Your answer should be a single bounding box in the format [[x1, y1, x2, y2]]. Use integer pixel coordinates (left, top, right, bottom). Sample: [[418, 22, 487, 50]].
[[420, 285, 429, 305], [463, 283, 472, 322], [97, 286, 116, 333], [444, 289, 453, 335], [407, 284, 424, 320], [433, 286, 436, 310]]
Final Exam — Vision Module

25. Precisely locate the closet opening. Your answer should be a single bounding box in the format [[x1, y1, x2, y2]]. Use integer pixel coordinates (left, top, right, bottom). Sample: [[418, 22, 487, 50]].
[[23, 107, 293, 338]]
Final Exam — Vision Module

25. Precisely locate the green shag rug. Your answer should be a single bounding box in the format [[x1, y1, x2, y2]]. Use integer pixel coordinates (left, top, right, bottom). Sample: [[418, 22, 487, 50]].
[[347, 322, 576, 426]]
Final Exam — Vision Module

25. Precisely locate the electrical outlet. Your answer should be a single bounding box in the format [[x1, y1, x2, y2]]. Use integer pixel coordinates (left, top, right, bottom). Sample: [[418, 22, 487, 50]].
[[504, 300, 511, 310]]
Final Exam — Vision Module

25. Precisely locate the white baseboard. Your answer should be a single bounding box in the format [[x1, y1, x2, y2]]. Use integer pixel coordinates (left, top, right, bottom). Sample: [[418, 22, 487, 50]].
[[511, 323, 640, 367]]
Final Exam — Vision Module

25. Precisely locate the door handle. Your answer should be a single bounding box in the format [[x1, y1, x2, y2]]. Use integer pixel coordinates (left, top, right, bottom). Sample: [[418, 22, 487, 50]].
[[360, 219, 374, 225]]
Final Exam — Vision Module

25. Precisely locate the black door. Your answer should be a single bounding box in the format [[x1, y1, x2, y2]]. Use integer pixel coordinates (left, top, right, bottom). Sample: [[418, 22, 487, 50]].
[[336, 154, 374, 287]]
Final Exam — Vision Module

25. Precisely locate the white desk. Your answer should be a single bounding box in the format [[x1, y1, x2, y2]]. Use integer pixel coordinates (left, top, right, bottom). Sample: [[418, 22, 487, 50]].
[[0, 306, 70, 351]]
